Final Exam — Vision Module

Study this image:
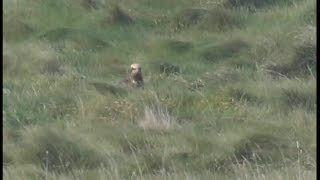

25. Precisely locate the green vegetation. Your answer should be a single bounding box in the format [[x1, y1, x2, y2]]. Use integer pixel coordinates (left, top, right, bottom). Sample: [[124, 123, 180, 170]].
[[3, 0, 316, 179]]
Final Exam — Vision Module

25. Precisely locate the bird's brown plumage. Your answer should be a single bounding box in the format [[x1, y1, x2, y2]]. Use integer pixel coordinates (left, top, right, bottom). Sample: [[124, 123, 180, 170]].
[[124, 63, 144, 88]]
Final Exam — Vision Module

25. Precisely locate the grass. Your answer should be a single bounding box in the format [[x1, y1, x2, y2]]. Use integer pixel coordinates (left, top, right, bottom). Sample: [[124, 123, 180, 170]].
[[3, 0, 316, 179]]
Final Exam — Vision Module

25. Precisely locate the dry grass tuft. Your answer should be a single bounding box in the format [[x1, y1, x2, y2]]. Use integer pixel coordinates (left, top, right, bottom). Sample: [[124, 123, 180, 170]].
[[140, 104, 175, 130]]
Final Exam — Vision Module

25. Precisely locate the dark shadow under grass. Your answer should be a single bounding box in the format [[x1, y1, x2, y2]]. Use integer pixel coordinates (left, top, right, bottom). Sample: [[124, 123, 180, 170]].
[[41, 59, 65, 76], [3, 81, 78, 129], [173, 8, 209, 31], [201, 38, 250, 63], [268, 42, 316, 78], [40, 27, 110, 51], [90, 81, 128, 97], [227, 88, 261, 104], [165, 40, 194, 53], [3, 19, 35, 41], [4, 96, 56, 129], [173, 7, 246, 32], [281, 88, 316, 111], [3, 151, 14, 167], [212, 133, 297, 173], [82, 0, 106, 10], [3, 54, 15, 73], [106, 5, 135, 25], [198, 7, 247, 31], [224, 0, 296, 11]]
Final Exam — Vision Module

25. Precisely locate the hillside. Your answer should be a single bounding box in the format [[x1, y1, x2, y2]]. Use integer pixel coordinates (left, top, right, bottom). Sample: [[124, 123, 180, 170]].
[[3, 0, 316, 179]]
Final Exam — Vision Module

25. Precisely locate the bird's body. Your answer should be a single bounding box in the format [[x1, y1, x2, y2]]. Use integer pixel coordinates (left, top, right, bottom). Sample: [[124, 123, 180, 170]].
[[124, 63, 144, 89]]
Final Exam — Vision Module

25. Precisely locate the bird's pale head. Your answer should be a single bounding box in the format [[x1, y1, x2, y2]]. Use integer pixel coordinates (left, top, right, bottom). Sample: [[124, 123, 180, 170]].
[[130, 63, 142, 76]]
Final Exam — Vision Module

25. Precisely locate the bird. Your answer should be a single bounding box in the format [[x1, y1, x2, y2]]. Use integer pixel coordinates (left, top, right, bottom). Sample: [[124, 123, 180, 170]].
[[124, 63, 144, 89], [91, 63, 144, 96]]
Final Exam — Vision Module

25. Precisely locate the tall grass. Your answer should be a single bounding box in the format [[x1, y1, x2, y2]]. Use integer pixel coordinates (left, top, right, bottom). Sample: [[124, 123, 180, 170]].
[[3, 0, 316, 179]]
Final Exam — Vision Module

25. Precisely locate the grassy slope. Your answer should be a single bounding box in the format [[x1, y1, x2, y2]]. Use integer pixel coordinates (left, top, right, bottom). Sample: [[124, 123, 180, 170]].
[[3, 0, 316, 179]]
